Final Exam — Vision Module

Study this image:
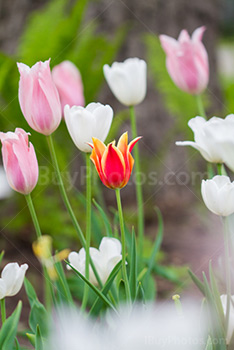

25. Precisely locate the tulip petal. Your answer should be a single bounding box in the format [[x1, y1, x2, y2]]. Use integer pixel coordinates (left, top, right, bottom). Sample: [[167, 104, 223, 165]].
[[99, 237, 122, 260], [2, 141, 26, 193], [178, 29, 190, 43], [7, 263, 28, 296], [128, 136, 142, 153], [192, 26, 206, 42], [0, 279, 6, 299], [101, 144, 126, 189], [117, 132, 128, 157], [159, 35, 178, 55]]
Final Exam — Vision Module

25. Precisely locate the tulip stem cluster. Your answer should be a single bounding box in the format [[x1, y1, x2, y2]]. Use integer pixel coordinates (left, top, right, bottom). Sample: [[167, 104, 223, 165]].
[[25, 194, 42, 238], [115, 189, 131, 302], [0, 299, 6, 325], [129, 106, 144, 259], [196, 94, 206, 120], [81, 154, 92, 310]]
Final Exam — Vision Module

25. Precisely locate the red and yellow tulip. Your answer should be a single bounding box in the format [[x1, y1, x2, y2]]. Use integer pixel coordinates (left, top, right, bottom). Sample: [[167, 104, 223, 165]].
[[90, 132, 141, 189]]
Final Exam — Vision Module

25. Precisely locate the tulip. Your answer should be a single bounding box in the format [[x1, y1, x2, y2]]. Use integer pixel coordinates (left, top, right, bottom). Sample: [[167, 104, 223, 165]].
[[0, 128, 39, 195], [176, 115, 234, 164], [160, 26, 209, 94], [68, 237, 122, 285], [0, 263, 28, 299], [17, 59, 62, 135], [90, 132, 141, 189], [201, 175, 234, 216], [33, 235, 70, 280], [220, 295, 234, 344], [0, 166, 12, 199], [52, 60, 85, 114], [103, 58, 147, 106], [64, 102, 113, 152]]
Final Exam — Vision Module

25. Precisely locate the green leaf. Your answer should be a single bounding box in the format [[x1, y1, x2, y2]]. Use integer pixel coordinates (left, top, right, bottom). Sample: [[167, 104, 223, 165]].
[[35, 325, 43, 350], [89, 260, 122, 316], [202, 273, 226, 349], [0, 251, 4, 266], [129, 228, 137, 301], [209, 261, 225, 328], [65, 261, 118, 314], [26, 333, 35, 347], [118, 279, 126, 303], [54, 260, 74, 305], [93, 199, 112, 237], [188, 269, 205, 295], [136, 282, 145, 303], [146, 207, 163, 276], [14, 338, 20, 350], [205, 336, 213, 350], [24, 278, 48, 337], [0, 301, 22, 350], [142, 207, 163, 296], [24, 278, 38, 307]]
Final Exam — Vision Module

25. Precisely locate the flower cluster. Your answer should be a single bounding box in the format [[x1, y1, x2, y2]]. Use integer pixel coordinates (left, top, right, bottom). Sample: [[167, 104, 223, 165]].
[[0, 21, 233, 350]]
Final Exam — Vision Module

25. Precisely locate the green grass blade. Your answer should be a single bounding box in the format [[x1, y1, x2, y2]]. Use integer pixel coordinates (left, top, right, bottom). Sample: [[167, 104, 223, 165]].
[[129, 227, 137, 301], [89, 260, 122, 316], [65, 261, 118, 314]]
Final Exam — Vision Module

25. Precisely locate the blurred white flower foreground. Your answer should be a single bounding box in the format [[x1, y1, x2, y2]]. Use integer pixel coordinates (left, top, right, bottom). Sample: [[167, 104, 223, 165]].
[[47, 302, 206, 350]]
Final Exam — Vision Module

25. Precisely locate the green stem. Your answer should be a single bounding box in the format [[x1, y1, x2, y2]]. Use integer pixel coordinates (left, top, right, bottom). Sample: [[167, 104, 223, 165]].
[[46, 135, 103, 289], [25, 194, 52, 309], [115, 189, 131, 303], [81, 154, 92, 310], [47, 135, 86, 246], [1, 299, 6, 325], [196, 94, 207, 119], [129, 106, 144, 259], [217, 163, 223, 176], [25, 194, 41, 238], [223, 217, 231, 333]]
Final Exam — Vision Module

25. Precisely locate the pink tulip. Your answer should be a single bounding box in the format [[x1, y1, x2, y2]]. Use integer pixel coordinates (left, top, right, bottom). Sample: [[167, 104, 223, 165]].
[[52, 61, 85, 114], [159, 26, 209, 95], [0, 128, 38, 195], [17, 59, 62, 135]]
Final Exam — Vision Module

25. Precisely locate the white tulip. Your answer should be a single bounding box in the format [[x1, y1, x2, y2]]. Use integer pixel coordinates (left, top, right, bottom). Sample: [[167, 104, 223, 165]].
[[176, 114, 234, 163], [64, 102, 113, 152], [201, 175, 234, 216], [0, 262, 28, 299], [68, 237, 122, 285], [0, 166, 12, 199], [220, 295, 234, 344], [103, 58, 147, 106]]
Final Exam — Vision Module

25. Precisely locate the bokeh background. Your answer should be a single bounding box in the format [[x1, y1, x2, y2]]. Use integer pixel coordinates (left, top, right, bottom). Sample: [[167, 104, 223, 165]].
[[0, 0, 233, 314]]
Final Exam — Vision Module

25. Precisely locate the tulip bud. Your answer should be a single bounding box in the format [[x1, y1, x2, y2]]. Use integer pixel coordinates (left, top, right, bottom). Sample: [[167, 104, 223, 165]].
[[176, 114, 234, 164], [64, 102, 113, 153], [103, 58, 147, 106], [220, 295, 234, 344], [160, 26, 209, 95], [90, 132, 141, 189], [0, 262, 28, 299], [68, 237, 122, 285], [0, 128, 39, 195], [52, 60, 85, 114], [201, 175, 234, 216], [17, 59, 62, 135]]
